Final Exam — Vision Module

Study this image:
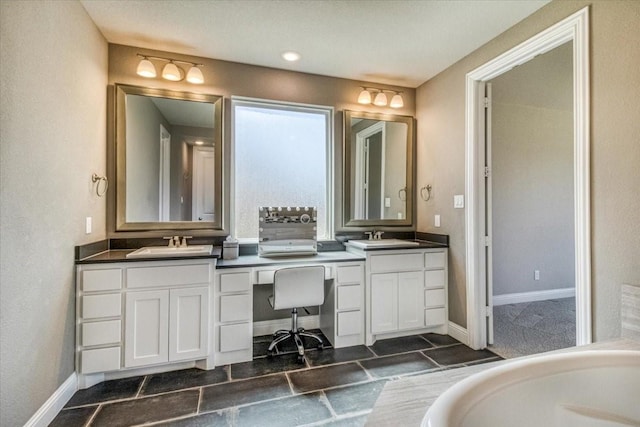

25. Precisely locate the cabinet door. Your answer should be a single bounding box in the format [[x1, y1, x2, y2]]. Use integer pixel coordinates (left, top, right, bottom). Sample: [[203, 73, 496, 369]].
[[125, 290, 169, 367], [169, 287, 209, 362], [371, 273, 398, 334], [398, 271, 425, 330]]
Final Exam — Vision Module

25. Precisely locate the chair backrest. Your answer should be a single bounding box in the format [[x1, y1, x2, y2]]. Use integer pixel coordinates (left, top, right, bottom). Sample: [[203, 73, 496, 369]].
[[272, 265, 325, 310]]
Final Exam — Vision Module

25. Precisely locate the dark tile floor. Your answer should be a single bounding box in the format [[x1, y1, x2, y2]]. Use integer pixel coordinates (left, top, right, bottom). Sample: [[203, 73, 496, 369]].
[[52, 333, 501, 427]]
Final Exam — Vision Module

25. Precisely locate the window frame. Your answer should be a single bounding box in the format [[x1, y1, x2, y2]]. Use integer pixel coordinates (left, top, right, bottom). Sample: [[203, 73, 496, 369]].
[[230, 97, 334, 242]]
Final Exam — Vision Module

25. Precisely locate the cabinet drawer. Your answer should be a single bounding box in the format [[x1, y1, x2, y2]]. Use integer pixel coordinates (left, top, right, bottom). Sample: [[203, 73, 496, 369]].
[[337, 285, 361, 311], [220, 272, 251, 293], [82, 294, 121, 319], [82, 269, 122, 292], [425, 307, 446, 326], [425, 252, 446, 269], [425, 289, 446, 308], [219, 323, 252, 352], [336, 265, 361, 284], [81, 347, 121, 374], [220, 295, 251, 322], [424, 270, 446, 288], [82, 320, 121, 347], [256, 266, 331, 284], [127, 263, 210, 288], [337, 311, 361, 336], [370, 253, 423, 273]]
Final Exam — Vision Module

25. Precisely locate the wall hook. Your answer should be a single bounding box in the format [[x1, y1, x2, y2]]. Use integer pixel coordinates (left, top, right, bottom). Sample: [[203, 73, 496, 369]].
[[420, 184, 432, 201], [92, 173, 108, 197]]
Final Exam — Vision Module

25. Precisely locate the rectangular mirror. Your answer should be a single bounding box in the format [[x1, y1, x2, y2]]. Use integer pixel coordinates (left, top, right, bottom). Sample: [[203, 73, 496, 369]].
[[115, 84, 223, 231], [343, 110, 414, 227]]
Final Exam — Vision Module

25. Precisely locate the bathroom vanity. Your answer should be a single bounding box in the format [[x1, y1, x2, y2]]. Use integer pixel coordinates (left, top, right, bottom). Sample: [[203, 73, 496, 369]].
[[345, 242, 449, 346], [75, 239, 449, 386]]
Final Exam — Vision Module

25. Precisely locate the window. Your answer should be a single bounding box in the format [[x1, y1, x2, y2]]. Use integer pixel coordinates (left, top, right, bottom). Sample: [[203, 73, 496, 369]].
[[232, 99, 333, 240]]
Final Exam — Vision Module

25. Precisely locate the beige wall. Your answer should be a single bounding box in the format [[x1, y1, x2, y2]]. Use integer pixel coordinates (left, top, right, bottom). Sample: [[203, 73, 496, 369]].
[[416, 0, 640, 339], [0, 1, 108, 425], [107, 44, 416, 236]]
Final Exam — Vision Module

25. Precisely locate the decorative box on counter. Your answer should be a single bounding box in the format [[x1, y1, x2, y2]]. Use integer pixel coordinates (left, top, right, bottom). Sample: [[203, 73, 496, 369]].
[[223, 236, 239, 260]]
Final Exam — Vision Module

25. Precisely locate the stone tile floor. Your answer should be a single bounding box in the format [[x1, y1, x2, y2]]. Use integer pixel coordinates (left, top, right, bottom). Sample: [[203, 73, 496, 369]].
[[51, 333, 501, 427]]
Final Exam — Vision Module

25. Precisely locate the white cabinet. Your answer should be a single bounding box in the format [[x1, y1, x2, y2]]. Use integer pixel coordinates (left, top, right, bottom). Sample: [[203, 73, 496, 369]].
[[370, 270, 424, 333], [321, 262, 365, 348], [76, 259, 215, 385], [214, 269, 253, 365], [124, 286, 209, 368], [346, 246, 449, 345]]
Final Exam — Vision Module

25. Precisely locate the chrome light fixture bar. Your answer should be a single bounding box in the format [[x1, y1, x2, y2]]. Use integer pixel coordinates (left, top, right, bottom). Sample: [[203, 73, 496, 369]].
[[136, 54, 205, 84], [357, 87, 403, 109]]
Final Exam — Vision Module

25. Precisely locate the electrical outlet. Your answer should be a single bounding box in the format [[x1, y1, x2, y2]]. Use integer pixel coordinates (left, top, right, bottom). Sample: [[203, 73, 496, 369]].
[[435, 214, 441, 227], [85, 217, 92, 234], [534, 270, 540, 281]]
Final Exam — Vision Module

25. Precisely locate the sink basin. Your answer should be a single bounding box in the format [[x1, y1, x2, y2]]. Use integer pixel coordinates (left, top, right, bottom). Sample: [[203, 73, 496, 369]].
[[346, 239, 420, 249], [126, 245, 213, 259]]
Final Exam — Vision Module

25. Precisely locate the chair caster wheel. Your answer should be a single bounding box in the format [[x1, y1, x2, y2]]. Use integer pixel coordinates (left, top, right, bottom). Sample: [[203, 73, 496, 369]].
[[267, 350, 274, 358], [297, 355, 306, 364], [317, 344, 324, 351]]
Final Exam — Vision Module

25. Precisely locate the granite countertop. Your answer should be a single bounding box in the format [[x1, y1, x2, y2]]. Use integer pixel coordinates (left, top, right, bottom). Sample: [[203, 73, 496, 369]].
[[76, 247, 222, 264], [217, 250, 365, 268]]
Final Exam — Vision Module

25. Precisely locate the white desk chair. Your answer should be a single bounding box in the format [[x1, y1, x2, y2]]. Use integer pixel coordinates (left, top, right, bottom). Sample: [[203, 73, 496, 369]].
[[267, 265, 325, 363]]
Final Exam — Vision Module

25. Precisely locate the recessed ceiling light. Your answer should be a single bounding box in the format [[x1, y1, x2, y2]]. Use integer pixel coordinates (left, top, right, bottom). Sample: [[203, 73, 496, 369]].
[[282, 51, 301, 62]]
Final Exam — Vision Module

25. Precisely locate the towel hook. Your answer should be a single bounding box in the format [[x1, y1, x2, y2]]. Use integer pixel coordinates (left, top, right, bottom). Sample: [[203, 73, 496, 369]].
[[92, 173, 109, 197], [420, 184, 432, 201]]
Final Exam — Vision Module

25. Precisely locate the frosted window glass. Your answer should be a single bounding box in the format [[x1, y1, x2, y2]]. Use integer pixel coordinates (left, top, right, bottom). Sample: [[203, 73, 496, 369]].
[[234, 104, 329, 239]]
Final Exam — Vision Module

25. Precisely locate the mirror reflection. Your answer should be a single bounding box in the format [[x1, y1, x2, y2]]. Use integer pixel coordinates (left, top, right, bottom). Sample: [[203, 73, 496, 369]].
[[344, 110, 414, 227], [115, 85, 223, 231]]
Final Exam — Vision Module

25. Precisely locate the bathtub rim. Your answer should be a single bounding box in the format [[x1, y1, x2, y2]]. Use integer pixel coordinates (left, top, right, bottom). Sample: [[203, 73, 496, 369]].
[[421, 349, 640, 427]]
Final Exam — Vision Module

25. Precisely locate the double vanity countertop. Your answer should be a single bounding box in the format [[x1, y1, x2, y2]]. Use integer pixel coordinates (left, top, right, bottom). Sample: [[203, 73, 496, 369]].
[[75, 235, 448, 265]]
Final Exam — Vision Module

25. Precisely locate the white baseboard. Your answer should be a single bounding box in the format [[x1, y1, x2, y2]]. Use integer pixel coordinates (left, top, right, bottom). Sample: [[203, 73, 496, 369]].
[[493, 287, 575, 306], [25, 372, 77, 427], [253, 315, 320, 337], [447, 321, 469, 346]]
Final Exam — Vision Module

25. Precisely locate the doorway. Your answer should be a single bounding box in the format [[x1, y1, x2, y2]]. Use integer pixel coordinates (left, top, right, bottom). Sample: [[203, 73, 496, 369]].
[[464, 7, 591, 350], [192, 146, 215, 221], [486, 42, 576, 358]]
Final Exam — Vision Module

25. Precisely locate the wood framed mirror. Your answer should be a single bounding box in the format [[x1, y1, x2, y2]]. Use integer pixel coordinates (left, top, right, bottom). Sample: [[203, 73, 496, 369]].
[[343, 110, 414, 227], [114, 84, 223, 231]]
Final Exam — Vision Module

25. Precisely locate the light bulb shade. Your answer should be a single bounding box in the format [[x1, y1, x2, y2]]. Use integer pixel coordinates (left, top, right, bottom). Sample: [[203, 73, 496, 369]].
[[162, 62, 183, 81], [136, 58, 156, 78], [390, 93, 404, 108], [186, 66, 204, 84], [373, 91, 388, 106], [358, 89, 372, 104]]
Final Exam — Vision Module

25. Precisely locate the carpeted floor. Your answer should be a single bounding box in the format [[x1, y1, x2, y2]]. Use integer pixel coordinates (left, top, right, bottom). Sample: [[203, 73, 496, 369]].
[[489, 297, 576, 359]]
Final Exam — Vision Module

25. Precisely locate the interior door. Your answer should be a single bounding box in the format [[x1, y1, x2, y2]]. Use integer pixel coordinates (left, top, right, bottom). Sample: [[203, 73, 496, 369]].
[[484, 83, 494, 345], [159, 124, 171, 221], [192, 146, 215, 221]]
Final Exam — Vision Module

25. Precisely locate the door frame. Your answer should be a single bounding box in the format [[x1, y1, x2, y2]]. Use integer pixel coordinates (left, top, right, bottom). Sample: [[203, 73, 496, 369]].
[[465, 7, 591, 349], [355, 121, 386, 219], [192, 145, 215, 221]]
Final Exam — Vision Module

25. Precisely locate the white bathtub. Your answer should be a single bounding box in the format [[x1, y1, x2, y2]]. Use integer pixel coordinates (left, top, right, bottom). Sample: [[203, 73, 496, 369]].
[[422, 350, 640, 427]]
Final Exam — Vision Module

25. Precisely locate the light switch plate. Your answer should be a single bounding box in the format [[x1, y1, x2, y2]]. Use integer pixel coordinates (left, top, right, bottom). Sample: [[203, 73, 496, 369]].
[[454, 195, 464, 209], [435, 215, 441, 227], [385, 197, 391, 208], [85, 217, 92, 234]]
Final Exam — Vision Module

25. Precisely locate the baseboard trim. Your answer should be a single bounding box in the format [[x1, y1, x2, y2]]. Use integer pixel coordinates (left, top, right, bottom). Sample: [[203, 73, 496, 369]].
[[493, 287, 575, 306], [447, 321, 469, 346], [25, 372, 77, 427], [253, 315, 320, 337]]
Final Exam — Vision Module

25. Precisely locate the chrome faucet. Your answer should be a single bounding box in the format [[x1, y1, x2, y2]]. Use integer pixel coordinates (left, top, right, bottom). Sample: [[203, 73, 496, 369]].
[[364, 231, 374, 240], [374, 231, 384, 240]]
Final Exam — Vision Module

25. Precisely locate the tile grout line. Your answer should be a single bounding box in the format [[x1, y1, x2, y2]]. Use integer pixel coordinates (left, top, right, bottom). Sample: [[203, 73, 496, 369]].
[[135, 376, 147, 398], [318, 390, 339, 419], [84, 403, 102, 427]]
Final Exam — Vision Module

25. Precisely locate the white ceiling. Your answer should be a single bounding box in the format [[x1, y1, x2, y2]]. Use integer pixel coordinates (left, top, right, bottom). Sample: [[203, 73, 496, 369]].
[[81, 0, 550, 88]]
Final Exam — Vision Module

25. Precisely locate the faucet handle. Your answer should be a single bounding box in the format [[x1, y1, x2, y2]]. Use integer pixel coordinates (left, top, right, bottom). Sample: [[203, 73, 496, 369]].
[[163, 236, 176, 247], [374, 231, 384, 240], [364, 231, 374, 240], [180, 236, 193, 247]]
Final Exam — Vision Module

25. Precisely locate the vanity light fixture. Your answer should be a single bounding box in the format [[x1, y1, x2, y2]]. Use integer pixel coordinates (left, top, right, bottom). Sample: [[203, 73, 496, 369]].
[[136, 54, 205, 84], [357, 87, 403, 109]]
